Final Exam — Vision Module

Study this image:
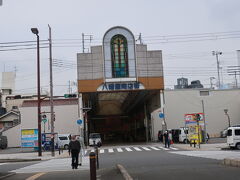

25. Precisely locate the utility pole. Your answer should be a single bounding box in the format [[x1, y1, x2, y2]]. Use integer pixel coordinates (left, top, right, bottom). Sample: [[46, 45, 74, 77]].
[[227, 66, 240, 88], [82, 33, 93, 53], [82, 33, 85, 53], [212, 51, 222, 88], [48, 24, 55, 157], [210, 77, 215, 89], [201, 100, 207, 143]]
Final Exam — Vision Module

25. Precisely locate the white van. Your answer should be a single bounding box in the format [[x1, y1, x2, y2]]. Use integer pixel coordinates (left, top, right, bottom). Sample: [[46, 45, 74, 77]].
[[89, 133, 102, 147], [57, 134, 70, 149], [179, 127, 189, 143], [227, 127, 240, 149]]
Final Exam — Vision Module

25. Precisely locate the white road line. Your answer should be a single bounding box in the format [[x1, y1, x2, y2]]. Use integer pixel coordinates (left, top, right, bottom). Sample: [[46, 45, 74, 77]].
[[158, 146, 169, 151], [149, 147, 160, 150], [99, 149, 105, 153], [169, 147, 178, 150], [117, 148, 123, 152], [133, 147, 142, 151], [142, 147, 151, 151], [0, 163, 6, 166], [108, 149, 114, 153], [125, 147, 132, 152], [90, 149, 95, 152]]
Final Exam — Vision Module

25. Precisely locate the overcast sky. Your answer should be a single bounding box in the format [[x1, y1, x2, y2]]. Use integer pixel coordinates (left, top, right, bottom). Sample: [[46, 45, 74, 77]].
[[1, 0, 240, 95]]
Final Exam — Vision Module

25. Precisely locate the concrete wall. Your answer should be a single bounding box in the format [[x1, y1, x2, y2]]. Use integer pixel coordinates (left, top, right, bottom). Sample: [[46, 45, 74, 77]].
[[77, 45, 103, 80], [136, 44, 163, 78], [2, 124, 21, 147], [163, 89, 240, 137], [20, 104, 79, 136]]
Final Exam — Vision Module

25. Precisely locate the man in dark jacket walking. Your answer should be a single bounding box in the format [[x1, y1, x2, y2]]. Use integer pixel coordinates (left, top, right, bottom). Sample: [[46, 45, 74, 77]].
[[69, 135, 81, 169], [163, 130, 170, 148]]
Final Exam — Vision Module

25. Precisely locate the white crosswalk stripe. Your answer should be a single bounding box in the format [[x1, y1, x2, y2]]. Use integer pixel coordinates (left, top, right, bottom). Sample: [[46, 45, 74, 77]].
[[149, 147, 160, 150], [117, 148, 123, 152], [158, 146, 170, 151], [169, 147, 178, 150], [108, 149, 114, 153], [142, 147, 151, 151], [133, 147, 142, 151], [99, 149, 105, 153], [125, 147, 132, 152]]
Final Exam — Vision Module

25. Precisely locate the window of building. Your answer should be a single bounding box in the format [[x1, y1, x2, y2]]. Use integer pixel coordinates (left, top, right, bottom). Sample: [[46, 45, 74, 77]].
[[199, 90, 209, 96], [111, 34, 129, 78]]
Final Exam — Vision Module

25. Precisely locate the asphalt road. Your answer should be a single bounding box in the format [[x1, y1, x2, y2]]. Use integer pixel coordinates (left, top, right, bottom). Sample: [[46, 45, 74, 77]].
[[3, 144, 240, 180]]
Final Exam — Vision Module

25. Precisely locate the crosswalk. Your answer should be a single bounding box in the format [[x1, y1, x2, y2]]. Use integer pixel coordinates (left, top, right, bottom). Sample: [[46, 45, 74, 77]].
[[84, 146, 179, 155], [11, 157, 89, 173]]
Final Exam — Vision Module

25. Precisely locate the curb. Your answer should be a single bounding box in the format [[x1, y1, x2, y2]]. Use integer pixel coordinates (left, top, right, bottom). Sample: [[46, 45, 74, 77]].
[[0, 159, 41, 163], [223, 158, 240, 167], [0, 172, 16, 180], [116, 164, 133, 180]]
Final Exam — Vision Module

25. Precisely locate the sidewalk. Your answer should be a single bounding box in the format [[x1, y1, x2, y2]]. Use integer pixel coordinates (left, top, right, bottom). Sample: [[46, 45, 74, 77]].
[[0, 150, 71, 163], [172, 143, 229, 151]]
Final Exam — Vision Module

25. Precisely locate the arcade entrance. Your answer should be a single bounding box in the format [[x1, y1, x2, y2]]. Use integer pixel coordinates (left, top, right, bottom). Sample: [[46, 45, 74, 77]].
[[82, 90, 160, 144]]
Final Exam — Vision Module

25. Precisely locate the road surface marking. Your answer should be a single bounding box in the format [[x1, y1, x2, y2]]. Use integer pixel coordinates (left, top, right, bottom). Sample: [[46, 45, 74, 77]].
[[133, 147, 142, 151], [125, 147, 132, 152], [26, 172, 46, 180], [117, 148, 123, 152], [0, 163, 6, 166], [90, 149, 95, 152], [142, 147, 151, 151], [158, 146, 169, 150], [150, 147, 160, 150], [169, 147, 178, 150], [108, 149, 114, 153], [99, 149, 105, 153]]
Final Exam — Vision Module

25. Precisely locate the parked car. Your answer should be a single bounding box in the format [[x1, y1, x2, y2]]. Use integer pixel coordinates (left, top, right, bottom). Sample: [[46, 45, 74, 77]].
[[89, 133, 102, 147], [227, 127, 240, 149], [57, 134, 71, 149], [0, 136, 8, 149]]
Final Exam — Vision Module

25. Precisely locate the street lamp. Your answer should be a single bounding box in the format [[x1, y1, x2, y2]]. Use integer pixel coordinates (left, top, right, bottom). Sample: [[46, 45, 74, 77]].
[[224, 109, 231, 127], [31, 28, 42, 157]]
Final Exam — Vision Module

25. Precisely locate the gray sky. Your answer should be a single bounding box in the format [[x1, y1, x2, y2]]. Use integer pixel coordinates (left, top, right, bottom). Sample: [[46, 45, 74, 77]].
[[1, 0, 240, 95]]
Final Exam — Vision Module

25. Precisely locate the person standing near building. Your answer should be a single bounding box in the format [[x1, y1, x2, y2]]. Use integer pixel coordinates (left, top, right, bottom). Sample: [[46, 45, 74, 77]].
[[163, 130, 170, 148], [69, 135, 81, 169]]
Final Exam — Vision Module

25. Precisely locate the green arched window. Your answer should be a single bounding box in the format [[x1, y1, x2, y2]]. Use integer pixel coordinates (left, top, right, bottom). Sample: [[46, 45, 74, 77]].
[[111, 35, 129, 78]]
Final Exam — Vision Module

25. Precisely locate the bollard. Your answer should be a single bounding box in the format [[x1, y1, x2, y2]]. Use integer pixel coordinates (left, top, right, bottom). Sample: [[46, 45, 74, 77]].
[[193, 140, 196, 148], [89, 152, 96, 180]]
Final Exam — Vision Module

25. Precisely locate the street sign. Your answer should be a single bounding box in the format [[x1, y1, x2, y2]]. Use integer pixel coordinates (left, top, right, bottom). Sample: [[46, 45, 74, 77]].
[[77, 119, 83, 125], [159, 113, 164, 119]]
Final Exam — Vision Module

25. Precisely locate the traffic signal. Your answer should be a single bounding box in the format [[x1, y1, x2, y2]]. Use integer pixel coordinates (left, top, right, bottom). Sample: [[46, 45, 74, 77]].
[[41, 114, 48, 123], [195, 114, 201, 121], [64, 94, 77, 98]]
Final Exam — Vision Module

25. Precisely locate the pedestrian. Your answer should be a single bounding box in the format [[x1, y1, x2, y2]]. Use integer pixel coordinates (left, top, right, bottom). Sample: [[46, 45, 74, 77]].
[[69, 135, 81, 169], [163, 130, 170, 148]]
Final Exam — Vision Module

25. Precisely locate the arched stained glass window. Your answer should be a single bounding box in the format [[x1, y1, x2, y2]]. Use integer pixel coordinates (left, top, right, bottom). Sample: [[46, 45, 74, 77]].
[[111, 35, 129, 78]]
